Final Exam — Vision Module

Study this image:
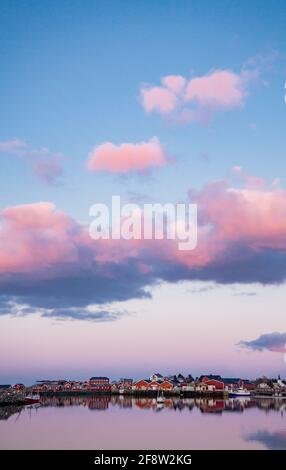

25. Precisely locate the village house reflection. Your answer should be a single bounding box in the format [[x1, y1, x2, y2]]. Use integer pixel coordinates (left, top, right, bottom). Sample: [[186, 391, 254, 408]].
[[36, 396, 286, 415]]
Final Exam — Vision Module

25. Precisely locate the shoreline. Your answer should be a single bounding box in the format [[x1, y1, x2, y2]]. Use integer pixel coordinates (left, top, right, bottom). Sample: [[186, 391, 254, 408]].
[[38, 390, 228, 399]]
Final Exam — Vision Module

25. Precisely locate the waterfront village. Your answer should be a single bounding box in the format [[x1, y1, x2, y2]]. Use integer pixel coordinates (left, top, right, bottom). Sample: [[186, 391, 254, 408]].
[[1, 372, 286, 406]]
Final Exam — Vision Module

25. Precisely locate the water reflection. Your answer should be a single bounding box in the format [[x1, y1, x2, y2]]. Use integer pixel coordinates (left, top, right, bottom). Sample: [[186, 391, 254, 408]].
[[247, 430, 286, 450], [0, 405, 23, 421], [1, 396, 285, 449], [38, 395, 286, 414]]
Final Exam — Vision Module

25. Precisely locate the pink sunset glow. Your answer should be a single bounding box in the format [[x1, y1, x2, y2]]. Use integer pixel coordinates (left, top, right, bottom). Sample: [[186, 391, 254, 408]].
[[87, 137, 168, 173], [140, 68, 254, 123], [0, 203, 83, 273], [1, 175, 286, 289], [1, 6, 286, 450], [195, 182, 286, 251], [140, 86, 178, 114], [162, 75, 187, 94]]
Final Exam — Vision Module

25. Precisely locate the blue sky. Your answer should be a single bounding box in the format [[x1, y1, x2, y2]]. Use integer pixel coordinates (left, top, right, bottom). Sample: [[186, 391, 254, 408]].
[[1, 0, 286, 217]]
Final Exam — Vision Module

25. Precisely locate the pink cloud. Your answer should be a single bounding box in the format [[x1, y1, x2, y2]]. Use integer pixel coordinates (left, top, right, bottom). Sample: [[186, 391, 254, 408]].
[[2, 176, 286, 278], [87, 137, 168, 173], [140, 86, 178, 114], [0, 139, 64, 184], [140, 75, 187, 115], [185, 70, 245, 109], [230, 166, 265, 189], [194, 182, 286, 252], [0, 203, 83, 273], [0, 139, 27, 153], [1, 172, 286, 320], [140, 67, 256, 123], [162, 75, 187, 94]]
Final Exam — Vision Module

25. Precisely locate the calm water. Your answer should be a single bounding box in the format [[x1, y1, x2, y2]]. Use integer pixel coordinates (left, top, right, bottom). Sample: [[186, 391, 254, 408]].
[[0, 396, 286, 450]]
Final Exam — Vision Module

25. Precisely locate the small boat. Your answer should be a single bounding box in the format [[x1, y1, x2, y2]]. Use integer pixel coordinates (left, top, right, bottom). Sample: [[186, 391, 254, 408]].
[[25, 394, 40, 405], [157, 390, 165, 404], [229, 388, 251, 397]]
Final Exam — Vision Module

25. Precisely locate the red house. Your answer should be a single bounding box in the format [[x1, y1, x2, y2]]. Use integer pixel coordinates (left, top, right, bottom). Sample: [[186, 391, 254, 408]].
[[148, 381, 160, 390], [201, 377, 225, 390], [160, 380, 174, 390], [243, 382, 255, 391], [63, 381, 72, 390], [134, 380, 150, 390], [89, 377, 111, 392]]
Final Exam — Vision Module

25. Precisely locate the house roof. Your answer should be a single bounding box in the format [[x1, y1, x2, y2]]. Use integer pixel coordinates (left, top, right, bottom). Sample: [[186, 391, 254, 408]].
[[199, 374, 222, 381], [170, 380, 180, 386], [89, 376, 109, 380], [221, 378, 241, 384]]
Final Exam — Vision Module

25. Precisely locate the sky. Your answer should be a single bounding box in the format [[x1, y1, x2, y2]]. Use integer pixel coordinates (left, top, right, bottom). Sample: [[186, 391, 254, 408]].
[[1, 0, 286, 384]]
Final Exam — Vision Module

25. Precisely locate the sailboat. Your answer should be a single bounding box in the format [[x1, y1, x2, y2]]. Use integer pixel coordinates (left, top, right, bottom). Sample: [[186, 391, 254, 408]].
[[157, 390, 165, 404]]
